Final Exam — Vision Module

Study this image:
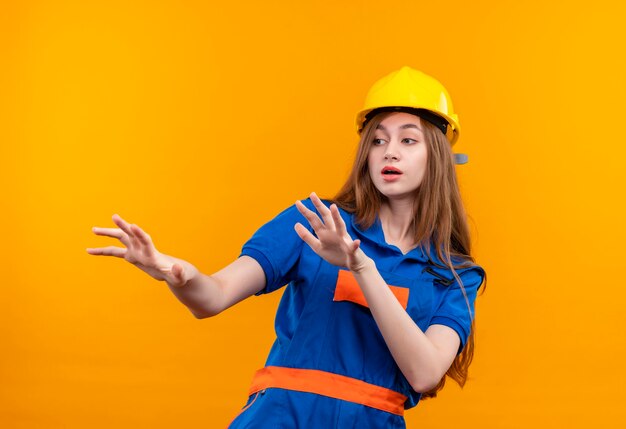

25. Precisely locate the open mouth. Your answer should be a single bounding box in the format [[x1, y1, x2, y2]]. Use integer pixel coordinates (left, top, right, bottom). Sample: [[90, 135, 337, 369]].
[[381, 166, 403, 175]]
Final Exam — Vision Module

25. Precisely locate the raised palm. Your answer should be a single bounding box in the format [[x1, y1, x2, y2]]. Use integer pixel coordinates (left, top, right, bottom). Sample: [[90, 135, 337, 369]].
[[87, 214, 188, 287], [294, 193, 367, 271]]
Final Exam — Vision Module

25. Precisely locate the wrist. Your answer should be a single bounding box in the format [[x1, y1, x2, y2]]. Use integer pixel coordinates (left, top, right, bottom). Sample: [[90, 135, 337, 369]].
[[349, 250, 375, 274], [161, 253, 199, 287]]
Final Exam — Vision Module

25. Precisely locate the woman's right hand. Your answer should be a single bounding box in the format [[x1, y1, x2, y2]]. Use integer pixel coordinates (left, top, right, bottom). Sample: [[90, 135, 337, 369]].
[[86, 214, 190, 288]]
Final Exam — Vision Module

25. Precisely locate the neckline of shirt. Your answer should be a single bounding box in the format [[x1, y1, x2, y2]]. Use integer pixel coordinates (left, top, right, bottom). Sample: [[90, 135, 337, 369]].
[[349, 213, 430, 262]]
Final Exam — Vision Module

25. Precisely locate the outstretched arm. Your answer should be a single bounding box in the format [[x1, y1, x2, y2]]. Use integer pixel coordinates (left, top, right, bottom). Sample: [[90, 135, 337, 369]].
[[87, 214, 266, 318], [163, 254, 266, 318], [294, 193, 460, 393]]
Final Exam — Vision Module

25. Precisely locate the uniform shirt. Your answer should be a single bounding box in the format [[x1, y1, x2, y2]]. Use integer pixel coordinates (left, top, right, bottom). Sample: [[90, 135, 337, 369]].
[[238, 197, 485, 412]]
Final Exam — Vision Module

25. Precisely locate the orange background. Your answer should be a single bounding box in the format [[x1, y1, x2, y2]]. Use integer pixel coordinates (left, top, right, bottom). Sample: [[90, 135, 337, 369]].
[[2, 1, 625, 428]]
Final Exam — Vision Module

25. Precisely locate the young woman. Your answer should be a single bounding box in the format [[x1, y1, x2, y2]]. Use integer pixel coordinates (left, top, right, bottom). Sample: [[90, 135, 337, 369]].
[[87, 66, 486, 428]]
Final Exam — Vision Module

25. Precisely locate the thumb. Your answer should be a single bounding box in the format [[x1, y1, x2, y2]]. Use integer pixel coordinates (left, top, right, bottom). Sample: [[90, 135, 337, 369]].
[[351, 239, 361, 253], [171, 263, 186, 285], [173, 263, 183, 278]]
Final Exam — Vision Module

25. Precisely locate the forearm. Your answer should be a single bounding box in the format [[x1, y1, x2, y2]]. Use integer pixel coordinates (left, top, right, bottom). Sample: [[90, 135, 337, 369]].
[[162, 255, 225, 318], [351, 252, 444, 392]]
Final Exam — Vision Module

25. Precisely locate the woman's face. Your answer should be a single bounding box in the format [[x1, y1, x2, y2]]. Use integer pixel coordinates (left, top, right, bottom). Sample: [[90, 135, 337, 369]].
[[367, 112, 428, 202]]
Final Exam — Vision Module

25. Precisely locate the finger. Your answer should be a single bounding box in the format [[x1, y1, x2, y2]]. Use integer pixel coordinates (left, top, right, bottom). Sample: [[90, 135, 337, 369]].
[[295, 200, 324, 231], [111, 215, 143, 248], [129, 223, 155, 255], [127, 225, 143, 249], [294, 223, 321, 253], [112, 214, 142, 248], [173, 264, 184, 281], [163, 263, 182, 280], [86, 246, 127, 258], [156, 263, 182, 286], [112, 214, 133, 237], [92, 227, 131, 247], [92, 227, 123, 238], [170, 265, 188, 287], [156, 265, 179, 287], [309, 192, 334, 229], [351, 239, 361, 253], [159, 263, 179, 274], [330, 204, 348, 237]]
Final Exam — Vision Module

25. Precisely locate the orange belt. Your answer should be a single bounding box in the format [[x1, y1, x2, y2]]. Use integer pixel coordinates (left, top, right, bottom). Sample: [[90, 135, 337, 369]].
[[249, 366, 407, 416]]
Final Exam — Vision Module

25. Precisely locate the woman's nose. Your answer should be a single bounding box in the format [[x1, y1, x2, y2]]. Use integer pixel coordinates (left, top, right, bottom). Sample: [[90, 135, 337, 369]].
[[384, 139, 401, 161], [384, 152, 398, 161]]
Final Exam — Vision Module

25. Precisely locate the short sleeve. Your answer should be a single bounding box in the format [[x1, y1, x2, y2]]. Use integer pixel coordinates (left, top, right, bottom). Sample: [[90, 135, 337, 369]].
[[429, 265, 485, 354], [239, 198, 316, 295]]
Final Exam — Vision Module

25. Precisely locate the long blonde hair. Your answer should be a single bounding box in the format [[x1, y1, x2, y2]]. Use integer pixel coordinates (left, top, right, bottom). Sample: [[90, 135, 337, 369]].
[[332, 110, 486, 398]]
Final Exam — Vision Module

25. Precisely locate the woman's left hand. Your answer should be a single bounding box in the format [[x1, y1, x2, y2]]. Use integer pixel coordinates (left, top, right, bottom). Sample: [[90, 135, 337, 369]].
[[294, 192, 370, 272]]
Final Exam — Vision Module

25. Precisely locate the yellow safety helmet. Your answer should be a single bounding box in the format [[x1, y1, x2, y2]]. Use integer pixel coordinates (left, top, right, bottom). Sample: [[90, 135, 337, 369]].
[[356, 67, 463, 154]]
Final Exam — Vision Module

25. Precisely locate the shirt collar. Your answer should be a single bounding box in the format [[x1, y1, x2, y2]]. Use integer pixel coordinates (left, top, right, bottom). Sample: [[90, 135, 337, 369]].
[[350, 214, 431, 263]]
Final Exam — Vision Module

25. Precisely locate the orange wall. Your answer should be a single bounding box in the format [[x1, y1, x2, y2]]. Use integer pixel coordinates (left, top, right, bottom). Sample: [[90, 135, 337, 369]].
[[1, 1, 625, 427]]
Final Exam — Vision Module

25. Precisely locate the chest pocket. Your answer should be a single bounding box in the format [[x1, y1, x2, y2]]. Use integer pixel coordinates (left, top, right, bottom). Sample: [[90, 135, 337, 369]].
[[421, 266, 455, 286], [332, 267, 438, 333], [333, 269, 410, 309], [419, 264, 458, 326]]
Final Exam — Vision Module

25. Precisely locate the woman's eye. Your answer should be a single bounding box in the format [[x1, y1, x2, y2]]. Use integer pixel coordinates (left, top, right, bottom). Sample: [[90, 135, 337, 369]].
[[402, 138, 417, 144], [372, 138, 385, 145]]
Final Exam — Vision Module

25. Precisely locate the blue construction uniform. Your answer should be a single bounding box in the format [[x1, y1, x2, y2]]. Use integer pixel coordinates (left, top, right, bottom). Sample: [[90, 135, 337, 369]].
[[228, 198, 485, 428]]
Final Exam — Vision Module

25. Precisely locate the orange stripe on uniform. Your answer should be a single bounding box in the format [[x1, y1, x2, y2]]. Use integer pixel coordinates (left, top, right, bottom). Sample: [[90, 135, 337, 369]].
[[333, 269, 410, 309], [249, 366, 407, 416]]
